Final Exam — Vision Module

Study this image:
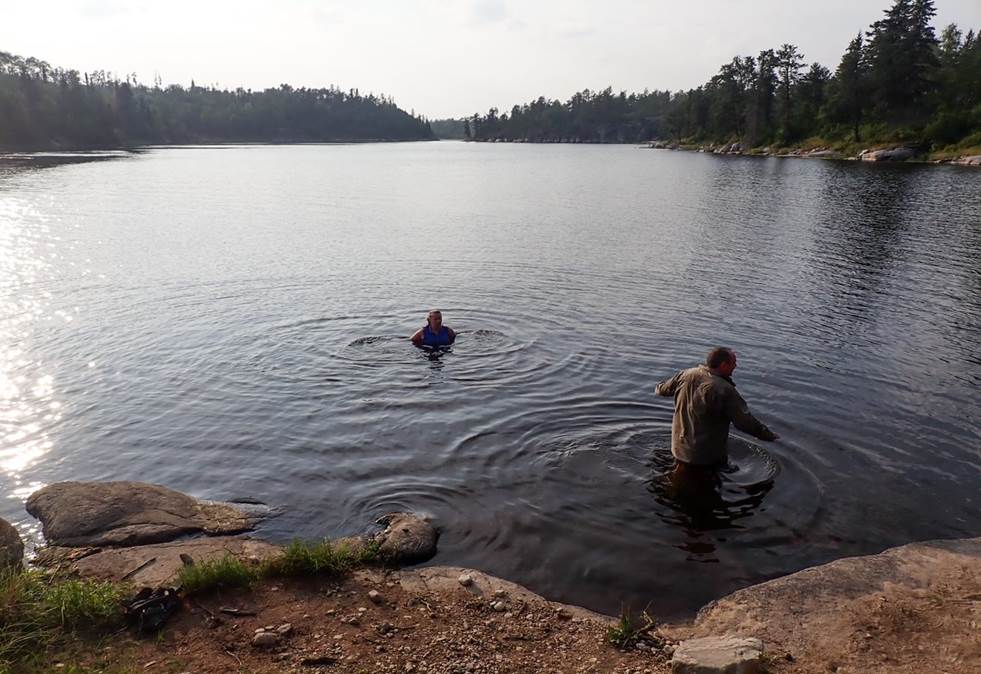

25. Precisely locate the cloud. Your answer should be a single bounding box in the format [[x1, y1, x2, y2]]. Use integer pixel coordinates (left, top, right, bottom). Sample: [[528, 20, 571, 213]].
[[470, 0, 507, 24], [76, 0, 133, 19], [554, 21, 596, 40]]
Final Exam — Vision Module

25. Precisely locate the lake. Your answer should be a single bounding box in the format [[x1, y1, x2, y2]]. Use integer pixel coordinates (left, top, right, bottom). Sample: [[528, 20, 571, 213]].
[[1, 142, 979, 618]]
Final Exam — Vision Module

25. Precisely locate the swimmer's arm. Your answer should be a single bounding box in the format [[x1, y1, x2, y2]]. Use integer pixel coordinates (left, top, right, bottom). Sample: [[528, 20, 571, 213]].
[[655, 371, 683, 397], [410, 328, 424, 345], [726, 390, 778, 441], [446, 327, 456, 344]]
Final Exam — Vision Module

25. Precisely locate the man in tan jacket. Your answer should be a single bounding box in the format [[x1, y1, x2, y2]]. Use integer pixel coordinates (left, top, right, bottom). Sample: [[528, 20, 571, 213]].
[[655, 347, 778, 470]]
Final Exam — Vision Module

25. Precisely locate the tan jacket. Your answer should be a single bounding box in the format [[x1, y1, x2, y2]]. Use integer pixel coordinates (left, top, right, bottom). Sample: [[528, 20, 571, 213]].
[[655, 365, 774, 465]]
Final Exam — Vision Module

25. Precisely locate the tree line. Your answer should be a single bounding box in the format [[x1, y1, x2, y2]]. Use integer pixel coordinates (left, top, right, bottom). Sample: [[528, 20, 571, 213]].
[[0, 53, 434, 149], [465, 0, 980, 150]]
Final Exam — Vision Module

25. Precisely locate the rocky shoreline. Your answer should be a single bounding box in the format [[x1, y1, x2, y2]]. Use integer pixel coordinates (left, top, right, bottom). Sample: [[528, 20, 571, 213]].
[[645, 140, 981, 166], [2, 481, 979, 673]]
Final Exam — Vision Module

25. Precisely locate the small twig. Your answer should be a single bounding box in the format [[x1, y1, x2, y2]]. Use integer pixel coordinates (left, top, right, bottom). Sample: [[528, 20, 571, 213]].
[[223, 649, 242, 667], [121, 557, 157, 580], [219, 607, 257, 617], [189, 597, 214, 617]]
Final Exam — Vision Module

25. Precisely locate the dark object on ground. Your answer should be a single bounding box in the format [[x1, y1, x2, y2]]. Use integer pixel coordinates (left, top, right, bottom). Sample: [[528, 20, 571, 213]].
[[123, 587, 181, 633]]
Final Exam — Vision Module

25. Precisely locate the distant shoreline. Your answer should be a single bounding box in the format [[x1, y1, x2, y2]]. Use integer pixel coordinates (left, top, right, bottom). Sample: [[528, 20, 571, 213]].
[[0, 137, 438, 154]]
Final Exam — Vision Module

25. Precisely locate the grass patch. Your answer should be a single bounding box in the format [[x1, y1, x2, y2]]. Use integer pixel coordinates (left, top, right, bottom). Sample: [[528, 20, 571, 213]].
[[606, 606, 657, 650], [177, 538, 382, 596], [175, 555, 259, 595], [263, 538, 381, 578], [0, 568, 125, 671]]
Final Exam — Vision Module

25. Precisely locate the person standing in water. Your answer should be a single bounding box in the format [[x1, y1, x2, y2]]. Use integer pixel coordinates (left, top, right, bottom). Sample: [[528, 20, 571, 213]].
[[411, 309, 456, 347], [655, 347, 778, 487]]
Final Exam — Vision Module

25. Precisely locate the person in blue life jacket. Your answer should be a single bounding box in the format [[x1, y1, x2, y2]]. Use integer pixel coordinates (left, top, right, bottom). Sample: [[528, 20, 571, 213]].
[[411, 309, 456, 347]]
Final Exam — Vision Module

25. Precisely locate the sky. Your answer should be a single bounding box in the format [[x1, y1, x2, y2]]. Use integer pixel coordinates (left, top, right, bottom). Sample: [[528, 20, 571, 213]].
[[2, 0, 980, 119]]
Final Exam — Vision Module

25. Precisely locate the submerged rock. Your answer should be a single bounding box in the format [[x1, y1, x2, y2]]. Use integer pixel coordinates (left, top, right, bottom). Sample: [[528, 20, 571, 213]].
[[0, 517, 24, 570], [372, 512, 438, 564], [671, 636, 763, 674], [25, 481, 254, 547]]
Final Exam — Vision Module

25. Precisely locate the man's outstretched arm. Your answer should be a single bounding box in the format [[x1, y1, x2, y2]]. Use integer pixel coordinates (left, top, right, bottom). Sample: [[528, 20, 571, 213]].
[[655, 371, 683, 397], [726, 389, 779, 441]]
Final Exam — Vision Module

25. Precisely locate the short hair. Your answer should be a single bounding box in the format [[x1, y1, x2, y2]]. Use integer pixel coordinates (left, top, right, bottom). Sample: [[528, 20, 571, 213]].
[[706, 347, 735, 368], [428, 309, 442, 317]]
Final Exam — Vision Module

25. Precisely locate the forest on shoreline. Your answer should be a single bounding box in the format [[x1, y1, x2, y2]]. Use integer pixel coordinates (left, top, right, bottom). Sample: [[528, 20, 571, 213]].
[[0, 56, 434, 150], [2, 0, 978, 154], [459, 0, 980, 153]]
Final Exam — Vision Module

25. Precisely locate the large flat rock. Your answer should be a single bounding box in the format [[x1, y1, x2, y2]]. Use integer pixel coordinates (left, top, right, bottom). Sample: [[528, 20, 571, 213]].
[[394, 565, 607, 622], [666, 537, 981, 673], [35, 537, 282, 587], [26, 481, 254, 547]]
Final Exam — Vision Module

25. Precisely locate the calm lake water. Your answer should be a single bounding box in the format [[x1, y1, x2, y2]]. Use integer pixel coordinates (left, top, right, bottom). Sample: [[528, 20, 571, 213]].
[[1, 142, 979, 618]]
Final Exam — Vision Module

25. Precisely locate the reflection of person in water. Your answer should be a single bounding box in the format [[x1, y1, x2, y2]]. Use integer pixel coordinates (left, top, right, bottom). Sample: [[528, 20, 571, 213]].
[[655, 347, 778, 499], [410, 309, 456, 348]]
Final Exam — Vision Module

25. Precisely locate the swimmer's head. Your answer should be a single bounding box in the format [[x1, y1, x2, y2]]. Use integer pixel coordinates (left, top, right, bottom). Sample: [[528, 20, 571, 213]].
[[427, 310, 443, 329]]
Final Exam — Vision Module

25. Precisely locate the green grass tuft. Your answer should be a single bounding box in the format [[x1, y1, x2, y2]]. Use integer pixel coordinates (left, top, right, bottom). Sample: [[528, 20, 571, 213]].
[[263, 538, 381, 578], [176, 555, 259, 595], [606, 605, 657, 650], [0, 567, 125, 669]]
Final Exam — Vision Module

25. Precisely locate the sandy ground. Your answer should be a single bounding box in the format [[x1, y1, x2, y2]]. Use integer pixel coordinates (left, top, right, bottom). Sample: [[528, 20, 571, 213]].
[[55, 567, 671, 674]]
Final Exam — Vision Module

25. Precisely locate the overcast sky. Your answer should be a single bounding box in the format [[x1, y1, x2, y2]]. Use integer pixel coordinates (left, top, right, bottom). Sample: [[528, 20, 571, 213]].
[[3, 0, 979, 119]]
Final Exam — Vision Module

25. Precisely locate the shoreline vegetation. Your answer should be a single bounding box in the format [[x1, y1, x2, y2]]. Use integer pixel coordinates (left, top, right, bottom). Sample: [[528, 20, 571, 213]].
[[449, 0, 980, 166]]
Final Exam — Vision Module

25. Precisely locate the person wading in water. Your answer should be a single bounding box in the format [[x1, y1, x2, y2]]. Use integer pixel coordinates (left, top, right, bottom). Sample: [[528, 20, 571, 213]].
[[655, 347, 778, 499], [411, 309, 456, 348]]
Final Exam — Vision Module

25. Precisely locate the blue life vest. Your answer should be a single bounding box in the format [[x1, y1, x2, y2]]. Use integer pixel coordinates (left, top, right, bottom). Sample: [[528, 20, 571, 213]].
[[421, 325, 453, 347]]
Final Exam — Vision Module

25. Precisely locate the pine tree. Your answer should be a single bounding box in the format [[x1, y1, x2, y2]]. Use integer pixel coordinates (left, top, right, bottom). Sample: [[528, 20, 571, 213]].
[[826, 34, 868, 141]]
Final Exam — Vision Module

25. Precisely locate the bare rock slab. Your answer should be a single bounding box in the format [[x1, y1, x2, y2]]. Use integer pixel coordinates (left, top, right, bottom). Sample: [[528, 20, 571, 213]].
[[671, 636, 763, 674], [34, 537, 282, 587], [0, 517, 24, 570], [25, 481, 254, 547]]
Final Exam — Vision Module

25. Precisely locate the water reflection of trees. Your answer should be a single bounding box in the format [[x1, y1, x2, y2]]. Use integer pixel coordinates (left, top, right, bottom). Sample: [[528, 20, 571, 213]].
[[803, 164, 915, 343]]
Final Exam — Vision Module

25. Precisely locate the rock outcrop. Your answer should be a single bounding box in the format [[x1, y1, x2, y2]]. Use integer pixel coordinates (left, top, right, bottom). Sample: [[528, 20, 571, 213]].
[[860, 147, 917, 162], [953, 155, 981, 166], [0, 517, 24, 570], [806, 149, 842, 159], [32, 537, 282, 587], [666, 536, 981, 672], [26, 481, 254, 547], [371, 512, 438, 564]]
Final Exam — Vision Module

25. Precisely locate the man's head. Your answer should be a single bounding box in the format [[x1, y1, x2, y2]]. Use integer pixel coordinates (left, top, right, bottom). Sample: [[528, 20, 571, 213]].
[[706, 347, 737, 376], [427, 310, 443, 329]]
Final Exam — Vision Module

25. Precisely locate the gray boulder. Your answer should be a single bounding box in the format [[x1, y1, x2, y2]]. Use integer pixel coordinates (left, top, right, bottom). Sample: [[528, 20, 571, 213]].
[[0, 517, 24, 570], [25, 481, 254, 547], [953, 155, 981, 166], [372, 512, 437, 564], [860, 147, 917, 162], [671, 635, 763, 674]]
